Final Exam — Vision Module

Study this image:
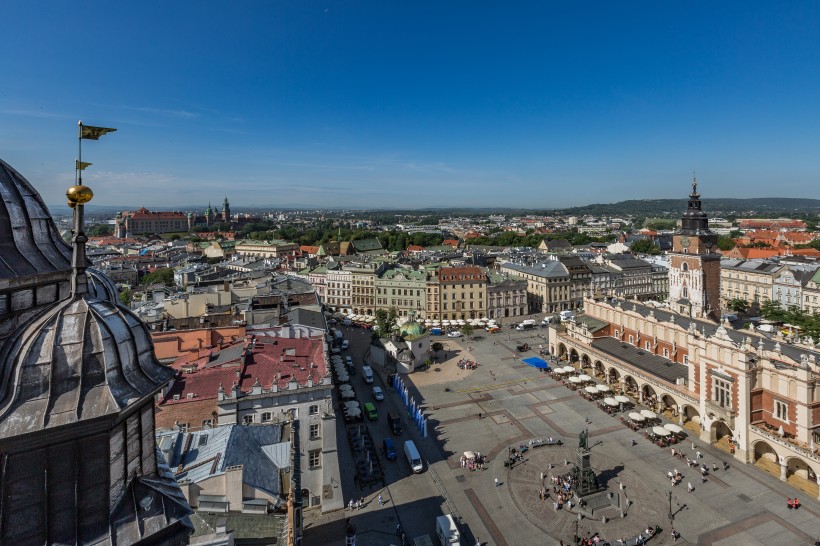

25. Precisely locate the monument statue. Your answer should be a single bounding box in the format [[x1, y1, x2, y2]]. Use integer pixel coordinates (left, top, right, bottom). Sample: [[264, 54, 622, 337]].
[[579, 429, 588, 450]]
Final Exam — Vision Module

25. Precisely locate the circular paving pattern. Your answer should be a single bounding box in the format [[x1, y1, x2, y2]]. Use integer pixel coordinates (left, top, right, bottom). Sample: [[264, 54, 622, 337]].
[[506, 443, 671, 543]]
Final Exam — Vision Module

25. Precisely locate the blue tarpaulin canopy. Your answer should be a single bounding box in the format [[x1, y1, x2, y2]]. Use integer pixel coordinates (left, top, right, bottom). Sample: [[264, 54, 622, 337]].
[[522, 357, 550, 369]]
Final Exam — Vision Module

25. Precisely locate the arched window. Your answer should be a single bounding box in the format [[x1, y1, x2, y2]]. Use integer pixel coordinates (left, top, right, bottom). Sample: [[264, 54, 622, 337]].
[[682, 287, 688, 299], [682, 263, 689, 272]]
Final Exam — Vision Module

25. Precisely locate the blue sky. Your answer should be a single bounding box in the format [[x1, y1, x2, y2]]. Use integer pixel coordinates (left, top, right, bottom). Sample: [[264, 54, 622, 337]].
[[2, 2, 820, 209]]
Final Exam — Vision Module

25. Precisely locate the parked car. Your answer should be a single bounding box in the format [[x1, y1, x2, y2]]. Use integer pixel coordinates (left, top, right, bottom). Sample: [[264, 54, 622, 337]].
[[372, 386, 384, 401], [345, 355, 353, 366], [447, 330, 462, 338], [383, 437, 397, 460], [341, 339, 350, 350]]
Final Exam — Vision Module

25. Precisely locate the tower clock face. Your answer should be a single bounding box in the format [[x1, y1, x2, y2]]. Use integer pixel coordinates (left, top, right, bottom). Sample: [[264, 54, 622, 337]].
[[680, 236, 691, 248]]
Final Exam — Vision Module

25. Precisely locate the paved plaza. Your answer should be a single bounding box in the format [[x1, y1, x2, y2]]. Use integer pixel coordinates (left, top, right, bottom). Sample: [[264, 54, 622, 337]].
[[305, 320, 820, 546]]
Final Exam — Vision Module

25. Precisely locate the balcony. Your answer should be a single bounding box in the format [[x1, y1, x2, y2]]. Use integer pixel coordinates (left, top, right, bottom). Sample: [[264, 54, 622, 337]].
[[704, 400, 736, 428], [750, 423, 820, 463]]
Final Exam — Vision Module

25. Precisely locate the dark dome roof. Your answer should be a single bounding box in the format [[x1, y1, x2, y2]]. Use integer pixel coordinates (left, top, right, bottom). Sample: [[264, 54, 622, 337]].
[[0, 159, 72, 280], [0, 295, 174, 439]]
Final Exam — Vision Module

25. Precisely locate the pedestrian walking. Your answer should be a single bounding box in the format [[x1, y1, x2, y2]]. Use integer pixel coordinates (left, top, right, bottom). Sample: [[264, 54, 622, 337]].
[[495, 478, 500, 487], [378, 494, 384, 506], [691, 441, 695, 450], [687, 482, 694, 493]]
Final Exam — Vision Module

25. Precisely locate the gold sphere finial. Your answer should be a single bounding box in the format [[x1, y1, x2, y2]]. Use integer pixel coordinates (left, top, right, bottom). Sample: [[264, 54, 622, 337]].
[[66, 184, 94, 206]]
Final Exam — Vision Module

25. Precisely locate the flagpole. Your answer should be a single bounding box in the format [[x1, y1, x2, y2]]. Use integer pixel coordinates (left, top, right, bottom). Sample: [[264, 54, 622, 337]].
[[77, 120, 83, 184]]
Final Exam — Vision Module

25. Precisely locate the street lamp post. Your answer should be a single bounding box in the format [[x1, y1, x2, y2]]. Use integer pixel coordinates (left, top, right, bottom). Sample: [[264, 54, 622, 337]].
[[667, 490, 674, 526], [574, 513, 582, 545]]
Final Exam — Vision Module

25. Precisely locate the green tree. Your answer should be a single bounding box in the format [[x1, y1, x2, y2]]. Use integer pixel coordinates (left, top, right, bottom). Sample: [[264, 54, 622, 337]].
[[462, 324, 474, 338], [728, 298, 749, 314], [118, 287, 132, 306], [140, 268, 176, 287], [759, 300, 785, 322], [431, 342, 444, 360], [87, 223, 114, 237], [717, 235, 736, 251], [375, 307, 398, 336], [629, 239, 661, 255]]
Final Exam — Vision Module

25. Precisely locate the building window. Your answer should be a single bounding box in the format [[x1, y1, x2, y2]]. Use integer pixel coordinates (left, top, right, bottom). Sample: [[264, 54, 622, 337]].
[[202, 419, 213, 428], [309, 449, 321, 469], [309, 404, 319, 416], [243, 414, 254, 425], [663, 348, 669, 358], [774, 400, 789, 422], [628, 335, 634, 344], [178, 422, 190, 432], [645, 341, 651, 350], [713, 378, 731, 410], [261, 412, 272, 423], [310, 423, 320, 439]]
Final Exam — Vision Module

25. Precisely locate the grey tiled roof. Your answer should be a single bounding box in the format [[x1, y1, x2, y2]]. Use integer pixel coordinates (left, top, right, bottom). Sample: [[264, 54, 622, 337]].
[[592, 336, 689, 383], [607, 299, 820, 365], [162, 423, 286, 500], [503, 260, 569, 278]]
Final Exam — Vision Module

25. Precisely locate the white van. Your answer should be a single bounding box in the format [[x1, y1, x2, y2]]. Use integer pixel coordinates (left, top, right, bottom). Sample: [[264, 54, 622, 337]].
[[559, 310, 575, 322], [362, 365, 374, 384], [435, 514, 460, 546], [515, 319, 536, 331], [404, 440, 423, 473]]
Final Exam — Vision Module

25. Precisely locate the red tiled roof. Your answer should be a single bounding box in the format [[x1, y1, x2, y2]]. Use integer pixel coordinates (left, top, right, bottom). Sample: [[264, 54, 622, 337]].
[[443, 239, 459, 247], [128, 208, 187, 221], [159, 334, 326, 406], [300, 245, 320, 254], [407, 245, 425, 252]]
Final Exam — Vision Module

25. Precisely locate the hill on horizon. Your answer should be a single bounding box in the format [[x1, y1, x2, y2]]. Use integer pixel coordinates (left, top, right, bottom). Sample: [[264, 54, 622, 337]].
[[47, 196, 820, 218]]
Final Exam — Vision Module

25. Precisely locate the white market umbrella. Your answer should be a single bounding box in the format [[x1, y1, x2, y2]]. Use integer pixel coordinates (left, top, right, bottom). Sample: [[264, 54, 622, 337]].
[[596, 384, 611, 393], [640, 409, 657, 420], [652, 426, 671, 436], [628, 412, 646, 422], [433, 320, 441, 325], [614, 395, 631, 404], [578, 374, 592, 382], [603, 397, 619, 407], [346, 408, 361, 418], [552, 368, 566, 375], [344, 401, 360, 408], [457, 319, 466, 325], [340, 390, 355, 399], [584, 386, 599, 394], [337, 374, 350, 382], [664, 423, 684, 434], [562, 366, 576, 374], [569, 376, 582, 384], [339, 385, 353, 392]]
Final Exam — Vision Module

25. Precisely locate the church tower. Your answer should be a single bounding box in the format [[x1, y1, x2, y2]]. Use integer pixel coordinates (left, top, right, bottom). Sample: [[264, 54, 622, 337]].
[[221, 196, 231, 223], [668, 177, 721, 320]]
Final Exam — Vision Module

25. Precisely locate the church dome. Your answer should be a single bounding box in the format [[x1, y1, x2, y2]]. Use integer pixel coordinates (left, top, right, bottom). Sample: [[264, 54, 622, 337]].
[[0, 293, 175, 439], [399, 320, 425, 337], [0, 159, 72, 280]]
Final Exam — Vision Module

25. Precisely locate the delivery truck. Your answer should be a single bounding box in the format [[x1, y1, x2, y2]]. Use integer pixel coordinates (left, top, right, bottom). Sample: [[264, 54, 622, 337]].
[[435, 514, 460, 546]]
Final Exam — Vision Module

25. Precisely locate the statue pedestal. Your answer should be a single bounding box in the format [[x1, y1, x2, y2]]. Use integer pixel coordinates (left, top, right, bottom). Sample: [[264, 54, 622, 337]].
[[570, 447, 600, 498]]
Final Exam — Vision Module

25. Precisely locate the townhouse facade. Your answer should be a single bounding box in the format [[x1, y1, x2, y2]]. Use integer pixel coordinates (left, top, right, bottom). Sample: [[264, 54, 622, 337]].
[[486, 273, 528, 319], [375, 268, 428, 319], [434, 266, 487, 320], [325, 268, 352, 313], [720, 259, 782, 309]]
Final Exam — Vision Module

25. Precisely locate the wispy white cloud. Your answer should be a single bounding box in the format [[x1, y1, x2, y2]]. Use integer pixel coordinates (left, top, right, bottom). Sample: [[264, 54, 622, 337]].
[[0, 108, 73, 120], [126, 106, 200, 119]]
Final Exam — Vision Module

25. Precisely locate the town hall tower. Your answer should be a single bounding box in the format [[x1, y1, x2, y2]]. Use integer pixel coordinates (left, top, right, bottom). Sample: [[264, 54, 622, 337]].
[[668, 177, 721, 320]]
